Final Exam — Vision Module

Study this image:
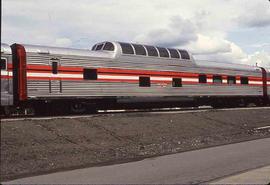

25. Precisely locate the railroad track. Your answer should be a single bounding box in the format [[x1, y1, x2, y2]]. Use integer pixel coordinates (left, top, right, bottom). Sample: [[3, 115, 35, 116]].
[[2, 106, 270, 122]]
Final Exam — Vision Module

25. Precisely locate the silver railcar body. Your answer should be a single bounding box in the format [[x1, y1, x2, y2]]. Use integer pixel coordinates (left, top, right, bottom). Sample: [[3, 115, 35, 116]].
[[1, 43, 13, 106], [267, 68, 270, 97], [20, 42, 264, 102]]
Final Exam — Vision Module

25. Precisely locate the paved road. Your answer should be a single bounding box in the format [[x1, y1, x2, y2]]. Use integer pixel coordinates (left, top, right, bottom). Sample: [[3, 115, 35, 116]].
[[5, 138, 270, 184], [210, 166, 270, 184]]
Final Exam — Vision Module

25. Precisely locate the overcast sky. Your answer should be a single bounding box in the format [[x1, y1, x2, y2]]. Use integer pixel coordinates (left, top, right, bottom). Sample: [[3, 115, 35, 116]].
[[2, 0, 270, 67]]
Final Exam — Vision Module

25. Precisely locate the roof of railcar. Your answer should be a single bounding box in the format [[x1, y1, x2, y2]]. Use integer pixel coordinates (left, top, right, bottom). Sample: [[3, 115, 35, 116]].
[[195, 60, 262, 72], [18, 44, 116, 59], [8, 42, 266, 73]]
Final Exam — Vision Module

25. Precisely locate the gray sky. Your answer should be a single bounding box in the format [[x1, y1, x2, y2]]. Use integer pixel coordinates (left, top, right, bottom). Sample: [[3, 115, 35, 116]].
[[2, 0, 270, 67]]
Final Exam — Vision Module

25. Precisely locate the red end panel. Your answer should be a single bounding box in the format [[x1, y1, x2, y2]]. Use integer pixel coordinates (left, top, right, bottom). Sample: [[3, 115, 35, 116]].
[[16, 45, 27, 101], [260, 67, 268, 100]]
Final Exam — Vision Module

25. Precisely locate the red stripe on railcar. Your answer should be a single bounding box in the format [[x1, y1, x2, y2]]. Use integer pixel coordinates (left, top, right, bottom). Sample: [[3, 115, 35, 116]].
[[25, 64, 264, 82], [27, 70, 83, 75], [0, 76, 12, 79]]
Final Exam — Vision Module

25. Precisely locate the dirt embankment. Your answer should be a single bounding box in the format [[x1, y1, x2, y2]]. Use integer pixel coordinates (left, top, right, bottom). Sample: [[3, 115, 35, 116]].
[[1, 108, 270, 181]]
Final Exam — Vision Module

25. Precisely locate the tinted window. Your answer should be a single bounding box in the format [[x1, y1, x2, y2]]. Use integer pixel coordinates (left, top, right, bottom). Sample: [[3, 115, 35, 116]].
[[103, 42, 115, 51], [172, 78, 182, 87], [199, 74, 207, 83], [179, 50, 190, 60], [241, 77, 249, 85], [157, 47, 169, 58], [84, 69, 97, 80], [145, 46, 158, 57], [91, 44, 97, 51], [51, 60, 59, 74], [168, 48, 180, 59], [213, 75, 222, 84], [228, 76, 236, 84], [1, 58, 7, 70], [139, 77, 151, 87], [96, 44, 104, 51], [120, 42, 134, 54], [133, 44, 146, 56]]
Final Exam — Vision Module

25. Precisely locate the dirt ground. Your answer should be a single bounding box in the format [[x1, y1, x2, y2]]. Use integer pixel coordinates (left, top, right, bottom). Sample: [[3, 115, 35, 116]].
[[1, 108, 270, 181]]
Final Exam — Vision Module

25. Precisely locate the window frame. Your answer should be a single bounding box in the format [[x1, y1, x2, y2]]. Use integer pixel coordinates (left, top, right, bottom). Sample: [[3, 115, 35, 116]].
[[132, 44, 147, 56], [103, 42, 115, 51], [168, 48, 180, 59], [50, 58, 60, 75], [178, 50, 190, 60], [227, 76, 236, 85], [119, 42, 135, 55], [96, 43, 104, 51], [83, 68, 98, 80], [139, 76, 151, 87], [199, 74, 207, 84], [145, 45, 159, 57], [240, 77, 249, 85], [213, 75, 223, 84], [91, 44, 97, 51], [157, 47, 170, 58], [172, 78, 183, 87], [1, 57, 8, 71]]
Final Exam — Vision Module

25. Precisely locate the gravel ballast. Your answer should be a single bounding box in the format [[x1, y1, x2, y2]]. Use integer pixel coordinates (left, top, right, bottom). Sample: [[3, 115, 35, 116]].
[[1, 108, 270, 181]]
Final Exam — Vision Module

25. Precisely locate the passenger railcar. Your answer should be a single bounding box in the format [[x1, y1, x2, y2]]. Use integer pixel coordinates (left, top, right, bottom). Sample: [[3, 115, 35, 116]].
[[1, 41, 269, 115]]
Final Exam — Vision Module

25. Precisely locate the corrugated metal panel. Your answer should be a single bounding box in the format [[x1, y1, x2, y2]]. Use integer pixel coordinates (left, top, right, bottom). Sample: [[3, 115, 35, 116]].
[[27, 80, 262, 98], [26, 52, 262, 77]]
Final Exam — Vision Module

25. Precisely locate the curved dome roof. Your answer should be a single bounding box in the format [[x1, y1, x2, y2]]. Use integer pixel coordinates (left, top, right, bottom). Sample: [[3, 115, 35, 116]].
[[92, 41, 192, 61]]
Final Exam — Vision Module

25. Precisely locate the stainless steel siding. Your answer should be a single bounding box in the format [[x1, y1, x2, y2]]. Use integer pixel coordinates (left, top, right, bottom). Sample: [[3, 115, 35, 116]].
[[25, 52, 263, 99], [1, 54, 13, 106], [27, 80, 262, 98]]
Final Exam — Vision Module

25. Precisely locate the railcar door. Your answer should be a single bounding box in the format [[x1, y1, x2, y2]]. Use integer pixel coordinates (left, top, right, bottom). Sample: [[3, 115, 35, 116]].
[[49, 58, 62, 94]]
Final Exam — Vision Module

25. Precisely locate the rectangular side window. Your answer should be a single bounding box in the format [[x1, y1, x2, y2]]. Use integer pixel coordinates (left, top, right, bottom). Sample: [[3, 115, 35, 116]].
[[1, 58, 7, 70], [84, 69, 97, 80], [199, 74, 207, 83], [52, 61, 58, 74], [172, 78, 182, 87], [139, 77, 151, 87], [227, 76, 236, 84], [213, 75, 222, 84], [241, 77, 249, 85]]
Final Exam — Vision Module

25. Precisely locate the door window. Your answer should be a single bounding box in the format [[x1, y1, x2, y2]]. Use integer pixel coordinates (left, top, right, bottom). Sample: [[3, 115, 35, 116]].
[[1, 58, 7, 70]]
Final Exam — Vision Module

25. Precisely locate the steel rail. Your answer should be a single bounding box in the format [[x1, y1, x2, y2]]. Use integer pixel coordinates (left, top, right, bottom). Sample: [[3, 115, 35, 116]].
[[2, 106, 270, 122]]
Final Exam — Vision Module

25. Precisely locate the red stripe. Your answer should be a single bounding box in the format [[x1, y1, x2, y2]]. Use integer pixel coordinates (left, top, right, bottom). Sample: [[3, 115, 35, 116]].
[[25, 70, 264, 82], [248, 77, 263, 81], [25, 64, 265, 80], [27, 77, 81, 81], [0, 76, 12, 79], [98, 68, 199, 77], [27, 70, 82, 74]]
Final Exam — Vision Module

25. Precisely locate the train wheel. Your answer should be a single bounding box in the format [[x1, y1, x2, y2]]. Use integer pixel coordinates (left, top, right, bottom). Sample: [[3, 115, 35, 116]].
[[33, 103, 50, 116], [70, 103, 87, 114], [1, 106, 12, 116]]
